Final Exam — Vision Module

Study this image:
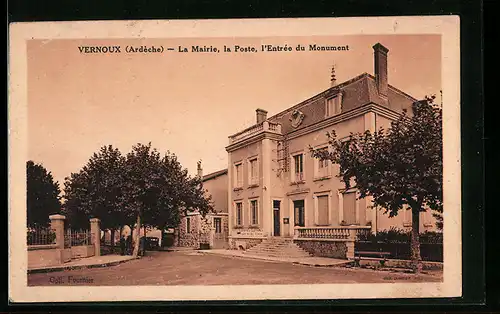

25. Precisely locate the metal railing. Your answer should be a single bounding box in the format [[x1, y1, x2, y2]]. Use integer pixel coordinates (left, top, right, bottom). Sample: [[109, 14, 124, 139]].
[[27, 226, 56, 245]]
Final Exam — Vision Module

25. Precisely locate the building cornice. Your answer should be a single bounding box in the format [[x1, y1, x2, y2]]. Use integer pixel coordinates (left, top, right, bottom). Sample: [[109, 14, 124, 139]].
[[225, 131, 283, 152], [286, 102, 401, 141], [226, 103, 402, 152]]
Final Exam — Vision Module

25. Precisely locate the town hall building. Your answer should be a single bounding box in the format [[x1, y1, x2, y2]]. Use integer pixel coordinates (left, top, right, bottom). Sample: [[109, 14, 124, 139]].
[[224, 43, 438, 257]]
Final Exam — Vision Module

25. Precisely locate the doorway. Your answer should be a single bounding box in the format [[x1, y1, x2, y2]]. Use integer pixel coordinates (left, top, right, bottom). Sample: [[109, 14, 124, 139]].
[[294, 199, 305, 227], [273, 200, 281, 236]]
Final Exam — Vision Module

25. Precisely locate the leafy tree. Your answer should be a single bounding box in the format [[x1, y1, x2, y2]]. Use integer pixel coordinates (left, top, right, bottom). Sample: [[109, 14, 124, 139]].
[[311, 96, 442, 273], [123, 143, 213, 257], [27, 161, 62, 227], [62, 145, 131, 241], [63, 143, 214, 257]]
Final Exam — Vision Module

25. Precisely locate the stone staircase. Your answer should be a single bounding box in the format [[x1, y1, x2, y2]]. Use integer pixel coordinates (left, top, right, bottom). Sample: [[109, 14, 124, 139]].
[[243, 237, 312, 258]]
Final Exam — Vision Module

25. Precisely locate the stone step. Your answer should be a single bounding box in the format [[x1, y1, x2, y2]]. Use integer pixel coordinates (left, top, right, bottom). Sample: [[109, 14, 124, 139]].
[[243, 238, 312, 258]]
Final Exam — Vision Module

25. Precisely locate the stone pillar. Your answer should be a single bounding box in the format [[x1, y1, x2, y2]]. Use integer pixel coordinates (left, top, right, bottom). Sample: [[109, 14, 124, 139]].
[[261, 138, 272, 237], [49, 214, 66, 249], [90, 218, 101, 256], [345, 228, 357, 259]]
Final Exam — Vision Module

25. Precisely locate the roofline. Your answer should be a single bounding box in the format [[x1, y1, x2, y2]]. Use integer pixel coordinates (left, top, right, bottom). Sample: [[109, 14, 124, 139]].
[[230, 71, 419, 137], [267, 72, 371, 121], [202, 169, 228, 182]]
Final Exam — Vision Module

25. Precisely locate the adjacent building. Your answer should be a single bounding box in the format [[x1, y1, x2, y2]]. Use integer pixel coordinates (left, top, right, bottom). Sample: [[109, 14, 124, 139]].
[[177, 162, 229, 249], [225, 43, 438, 252]]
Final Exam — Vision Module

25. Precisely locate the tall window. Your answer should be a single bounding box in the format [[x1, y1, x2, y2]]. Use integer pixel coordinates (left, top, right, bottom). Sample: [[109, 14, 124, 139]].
[[250, 200, 259, 225], [235, 202, 243, 226], [214, 217, 222, 233], [326, 95, 341, 117], [186, 217, 191, 233], [316, 195, 329, 225], [294, 200, 305, 227], [342, 192, 356, 225], [249, 158, 258, 185], [234, 162, 243, 187], [292, 153, 304, 182], [315, 147, 330, 178]]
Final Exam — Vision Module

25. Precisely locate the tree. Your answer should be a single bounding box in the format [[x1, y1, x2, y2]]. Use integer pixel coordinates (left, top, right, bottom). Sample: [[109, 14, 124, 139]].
[[27, 161, 62, 227], [123, 143, 213, 257], [63, 143, 214, 257], [311, 96, 442, 273], [62, 145, 131, 240]]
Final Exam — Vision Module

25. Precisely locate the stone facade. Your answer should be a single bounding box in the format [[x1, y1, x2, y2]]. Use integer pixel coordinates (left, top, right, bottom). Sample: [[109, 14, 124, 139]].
[[176, 167, 230, 248], [229, 237, 263, 250], [295, 240, 348, 259], [177, 214, 203, 247], [225, 42, 440, 254]]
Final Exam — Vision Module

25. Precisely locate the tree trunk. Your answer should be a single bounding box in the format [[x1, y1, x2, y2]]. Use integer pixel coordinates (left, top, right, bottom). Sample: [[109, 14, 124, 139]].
[[160, 228, 165, 248], [132, 213, 141, 257], [110, 229, 115, 250], [143, 225, 147, 255], [411, 207, 423, 273]]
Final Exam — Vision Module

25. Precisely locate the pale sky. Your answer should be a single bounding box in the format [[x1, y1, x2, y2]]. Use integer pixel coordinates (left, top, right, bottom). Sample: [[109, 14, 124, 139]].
[[27, 34, 441, 187]]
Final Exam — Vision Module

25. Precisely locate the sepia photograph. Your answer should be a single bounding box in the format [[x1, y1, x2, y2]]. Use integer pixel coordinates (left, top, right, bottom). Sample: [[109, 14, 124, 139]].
[[8, 17, 461, 302]]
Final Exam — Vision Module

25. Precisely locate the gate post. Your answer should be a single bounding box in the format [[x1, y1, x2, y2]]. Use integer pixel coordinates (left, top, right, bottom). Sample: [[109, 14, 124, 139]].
[[90, 218, 101, 256], [49, 214, 66, 249]]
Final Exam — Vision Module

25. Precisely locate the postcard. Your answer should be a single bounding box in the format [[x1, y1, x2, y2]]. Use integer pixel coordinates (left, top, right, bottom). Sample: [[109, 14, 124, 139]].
[[9, 16, 461, 302]]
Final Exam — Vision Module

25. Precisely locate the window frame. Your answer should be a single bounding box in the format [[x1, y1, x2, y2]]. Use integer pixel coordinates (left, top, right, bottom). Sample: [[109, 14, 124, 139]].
[[186, 217, 191, 234], [313, 145, 332, 180], [233, 161, 244, 188], [291, 152, 305, 183], [214, 217, 222, 233], [325, 93, 343, 118], [235, 201, 243, 227], [313, 191, 332, 226], [247, 156, 259, 186], [249, 198, 259, 226], [338, 188, 360, 225]]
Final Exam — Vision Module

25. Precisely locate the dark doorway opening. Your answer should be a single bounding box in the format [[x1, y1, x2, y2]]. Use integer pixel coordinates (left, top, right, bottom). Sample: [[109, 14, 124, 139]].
[[273, 200, 281, 236]]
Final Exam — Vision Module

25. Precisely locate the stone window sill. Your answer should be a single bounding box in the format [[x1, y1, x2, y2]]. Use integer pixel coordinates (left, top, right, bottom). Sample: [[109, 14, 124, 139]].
[[403, 223, 412, 227], [290, 180, 306, 186], [248, 183, 259, 188], [234, 225, 244, 229], [313, 175, 332, 182], [249, 225, 260, 229], [233, 187, 244, 191]]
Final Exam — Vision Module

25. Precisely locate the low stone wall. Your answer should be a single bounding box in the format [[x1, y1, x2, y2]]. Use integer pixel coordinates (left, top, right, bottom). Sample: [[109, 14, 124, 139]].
[[71, 245, 95, 259], [229, 237, 264, 250], [294, 240, 349, 259], [28, 245, 72, 268]]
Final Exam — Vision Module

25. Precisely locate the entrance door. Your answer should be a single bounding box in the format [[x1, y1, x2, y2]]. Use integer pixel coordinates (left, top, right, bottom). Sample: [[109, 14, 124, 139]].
[[273, 200, 281, 236], [294, 200, 305, 227]]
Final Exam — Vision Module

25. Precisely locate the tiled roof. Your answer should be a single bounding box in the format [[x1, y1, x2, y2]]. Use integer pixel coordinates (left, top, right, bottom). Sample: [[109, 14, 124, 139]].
[[202, 169, 228, 182], [266, 73, 418, 135]]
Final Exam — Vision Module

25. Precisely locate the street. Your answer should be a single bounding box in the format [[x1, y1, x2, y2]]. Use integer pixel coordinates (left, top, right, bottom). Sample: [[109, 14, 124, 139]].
[[28, 251, 442, 286]]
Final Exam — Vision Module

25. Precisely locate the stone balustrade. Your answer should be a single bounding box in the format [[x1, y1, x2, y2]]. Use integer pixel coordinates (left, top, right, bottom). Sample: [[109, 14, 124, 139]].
[[294, 226, 371, 241], [229, 121, 282, 144]]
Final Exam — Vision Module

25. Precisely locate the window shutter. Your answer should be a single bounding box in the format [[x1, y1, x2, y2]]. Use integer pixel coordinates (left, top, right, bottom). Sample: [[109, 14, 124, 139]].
[[343, 192, 356, 224], [317, 195, 329, 225]]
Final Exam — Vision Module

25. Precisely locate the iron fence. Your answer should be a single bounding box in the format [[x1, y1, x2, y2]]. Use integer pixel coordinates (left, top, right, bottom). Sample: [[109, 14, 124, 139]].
[[27, 226, 56, 245], [65, 229, 93, 247]]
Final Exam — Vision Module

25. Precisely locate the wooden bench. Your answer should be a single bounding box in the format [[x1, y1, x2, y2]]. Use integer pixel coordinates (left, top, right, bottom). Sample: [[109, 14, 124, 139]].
[[354, 251, 391, 267]]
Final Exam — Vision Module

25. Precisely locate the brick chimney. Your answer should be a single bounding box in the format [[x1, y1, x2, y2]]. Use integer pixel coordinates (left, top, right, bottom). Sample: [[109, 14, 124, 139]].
[[373, 43, 389, 98], [256, 108, 268, 124]]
